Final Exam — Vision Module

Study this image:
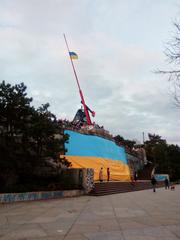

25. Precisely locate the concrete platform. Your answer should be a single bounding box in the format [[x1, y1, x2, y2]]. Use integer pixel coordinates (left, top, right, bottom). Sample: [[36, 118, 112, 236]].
[[0, 186, 180, 240]]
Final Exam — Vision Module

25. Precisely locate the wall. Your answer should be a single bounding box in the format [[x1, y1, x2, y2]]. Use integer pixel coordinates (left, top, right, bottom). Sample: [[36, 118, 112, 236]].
[[0, 190, 84, 203]]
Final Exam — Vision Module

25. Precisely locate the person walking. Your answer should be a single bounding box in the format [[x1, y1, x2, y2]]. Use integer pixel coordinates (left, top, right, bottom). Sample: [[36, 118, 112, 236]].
[[151, 176, 157, 192], [164, 177, 169, 189], [99, 167, 103, 182], [107, 168, 110, 181]]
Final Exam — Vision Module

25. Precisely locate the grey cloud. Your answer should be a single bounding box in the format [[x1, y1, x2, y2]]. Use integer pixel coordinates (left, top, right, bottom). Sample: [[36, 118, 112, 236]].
[[0, 0, 180, 145]]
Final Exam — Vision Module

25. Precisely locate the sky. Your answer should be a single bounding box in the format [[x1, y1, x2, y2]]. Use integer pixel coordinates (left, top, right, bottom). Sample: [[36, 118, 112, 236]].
[[0, 0, 180, 145]]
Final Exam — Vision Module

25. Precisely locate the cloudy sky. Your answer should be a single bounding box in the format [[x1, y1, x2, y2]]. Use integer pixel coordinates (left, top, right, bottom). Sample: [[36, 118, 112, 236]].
[[1, 0, 180, 144]]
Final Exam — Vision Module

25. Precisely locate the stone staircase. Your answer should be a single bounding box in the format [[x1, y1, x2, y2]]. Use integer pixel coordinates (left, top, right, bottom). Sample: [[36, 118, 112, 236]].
[[90, 181, 164, 196]]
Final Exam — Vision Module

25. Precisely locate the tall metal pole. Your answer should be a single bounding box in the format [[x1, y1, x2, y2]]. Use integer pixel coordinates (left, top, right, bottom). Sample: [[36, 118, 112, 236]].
[[63, 34, 92, 125]]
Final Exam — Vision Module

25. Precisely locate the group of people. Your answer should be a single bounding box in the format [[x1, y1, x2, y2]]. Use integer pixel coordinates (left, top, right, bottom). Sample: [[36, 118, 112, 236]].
[[99, 169, 173, 193], [99, 167, 110, 182], [151, 176, 171, 192]]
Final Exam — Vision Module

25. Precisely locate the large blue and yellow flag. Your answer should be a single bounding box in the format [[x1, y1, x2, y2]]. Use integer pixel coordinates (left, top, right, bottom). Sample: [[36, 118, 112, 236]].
[[69, 52, 78, 60]]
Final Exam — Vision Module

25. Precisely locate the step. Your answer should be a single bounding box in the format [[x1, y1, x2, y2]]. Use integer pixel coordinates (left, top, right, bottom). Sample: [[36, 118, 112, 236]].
[[90, 181, 164, 196]]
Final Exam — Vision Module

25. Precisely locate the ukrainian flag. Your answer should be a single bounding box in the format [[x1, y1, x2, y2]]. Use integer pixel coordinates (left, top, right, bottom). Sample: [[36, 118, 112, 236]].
[[64, 130, 131, 181], [69, 52, 78, 60]]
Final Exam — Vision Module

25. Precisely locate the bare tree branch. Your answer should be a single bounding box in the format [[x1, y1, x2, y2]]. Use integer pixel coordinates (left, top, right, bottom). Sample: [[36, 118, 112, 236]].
[[158, 21, 180, 107]]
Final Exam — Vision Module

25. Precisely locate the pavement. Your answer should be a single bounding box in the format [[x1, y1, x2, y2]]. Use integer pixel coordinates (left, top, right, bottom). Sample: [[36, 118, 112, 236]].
[[0, 185, 180, 240]]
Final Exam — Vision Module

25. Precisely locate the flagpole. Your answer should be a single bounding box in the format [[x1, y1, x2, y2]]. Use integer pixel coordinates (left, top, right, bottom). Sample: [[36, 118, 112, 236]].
[[63, 34, 92, 125]]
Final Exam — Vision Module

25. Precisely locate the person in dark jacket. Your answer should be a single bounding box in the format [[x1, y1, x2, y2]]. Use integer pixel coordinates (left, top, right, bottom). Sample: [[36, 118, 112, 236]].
[[134, 171, 138, 181], [164, 178, 169, 189], [151, 176, 157, 192]]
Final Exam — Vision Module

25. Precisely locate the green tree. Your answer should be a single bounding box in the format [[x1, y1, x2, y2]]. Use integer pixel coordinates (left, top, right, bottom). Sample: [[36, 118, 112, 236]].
[[114, 135, 135, 150], [145, 133, 166, 164], [0, 81, 70, 190], [145, 133, 180, 180], [0, 81, 34, 185], [166, 144, 180, 180]]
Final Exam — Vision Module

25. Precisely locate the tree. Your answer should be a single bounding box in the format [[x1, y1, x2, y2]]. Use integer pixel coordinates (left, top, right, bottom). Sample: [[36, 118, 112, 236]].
[[145, 133, 167, 166], [159, 22, 180, 106], [166, 144, 180, 180], [29, 103, 71, 168], [145, 133, 180, 180], [0, 81, 34, 186], [0, 81, 33, 137], [0, 81, 70, 190], [114, 135, 135, 151]]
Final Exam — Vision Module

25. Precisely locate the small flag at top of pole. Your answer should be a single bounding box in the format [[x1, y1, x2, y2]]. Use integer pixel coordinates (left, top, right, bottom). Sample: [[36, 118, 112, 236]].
[[69, 52, 78, 60], [63, 33, 94, 125]]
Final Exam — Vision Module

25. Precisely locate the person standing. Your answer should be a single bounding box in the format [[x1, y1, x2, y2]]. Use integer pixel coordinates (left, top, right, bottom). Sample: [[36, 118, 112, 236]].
[[107, 168, 110, 181], [151, 176, 157, 192], [131, 176, 135, 187], [164, 178, 169, 189], [99, 167, 103, 182], [134, 171, 138, 181]]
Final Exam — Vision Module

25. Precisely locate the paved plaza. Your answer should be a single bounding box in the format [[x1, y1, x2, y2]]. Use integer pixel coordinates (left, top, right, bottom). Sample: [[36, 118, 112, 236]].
[[0, 186, 180, 240]]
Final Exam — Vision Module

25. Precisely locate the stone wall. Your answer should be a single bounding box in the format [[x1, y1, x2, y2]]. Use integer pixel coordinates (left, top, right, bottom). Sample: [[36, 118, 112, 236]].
[[0, 168, 94, 203], [0, 189, 84, 203]]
